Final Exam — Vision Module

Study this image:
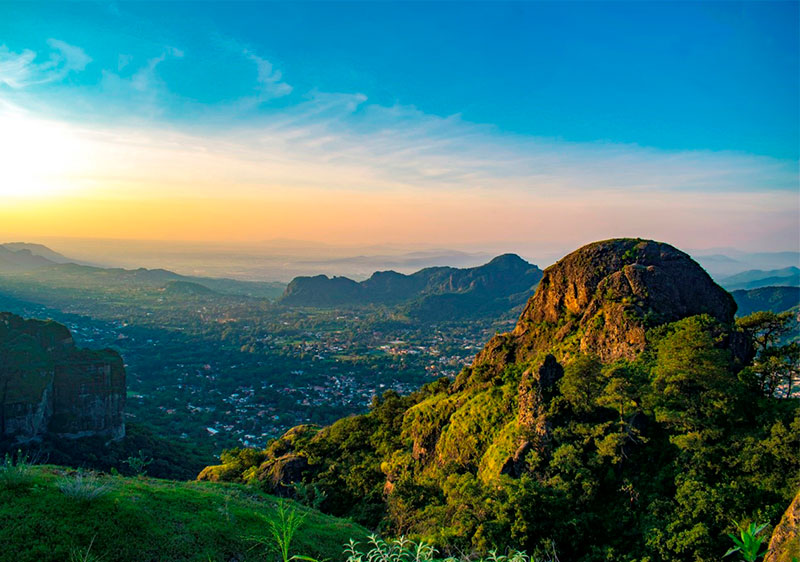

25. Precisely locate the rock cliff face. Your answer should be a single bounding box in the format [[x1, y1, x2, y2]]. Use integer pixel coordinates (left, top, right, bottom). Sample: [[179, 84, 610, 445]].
[[0, 312, 125, 443], [765, 489, 800, 562], [472, 238, 738, 369]]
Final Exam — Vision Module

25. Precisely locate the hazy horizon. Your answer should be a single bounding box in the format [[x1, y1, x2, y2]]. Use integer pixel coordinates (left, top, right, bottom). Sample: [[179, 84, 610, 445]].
[[2, 235, 797, 283]]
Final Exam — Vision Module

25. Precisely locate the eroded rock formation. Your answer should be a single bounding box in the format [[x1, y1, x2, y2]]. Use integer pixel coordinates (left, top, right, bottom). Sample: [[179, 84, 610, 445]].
[[0, 312, 125, 443], [473, 238, 738, 370]]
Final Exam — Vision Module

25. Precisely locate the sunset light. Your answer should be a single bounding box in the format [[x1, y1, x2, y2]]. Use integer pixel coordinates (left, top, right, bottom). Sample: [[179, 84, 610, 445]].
[[0, 4, 798, 559], [0, 109, 89, 199]]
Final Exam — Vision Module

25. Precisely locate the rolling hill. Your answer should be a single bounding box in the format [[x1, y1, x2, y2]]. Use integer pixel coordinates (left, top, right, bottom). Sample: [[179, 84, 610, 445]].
[[732, 286, 800, 316], [0, 465, 367, 562], [0, 244, 285, 300], [721, 266, 800, 291]]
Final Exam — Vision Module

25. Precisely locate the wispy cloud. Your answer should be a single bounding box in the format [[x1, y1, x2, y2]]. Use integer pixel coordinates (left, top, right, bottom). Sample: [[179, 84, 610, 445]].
[[244, 49, 292, 99], [0, 39, 91, 88], [203, 37, 293, 113], [5, 92, 794, 200], [99, 47, 184, 117]]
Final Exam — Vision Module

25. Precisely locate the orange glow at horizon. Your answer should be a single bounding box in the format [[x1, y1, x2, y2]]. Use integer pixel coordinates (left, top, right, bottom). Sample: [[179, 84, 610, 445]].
[[2, 186, 795, 251], [1, 190, 534, 244], [1, 108, 797, 252]]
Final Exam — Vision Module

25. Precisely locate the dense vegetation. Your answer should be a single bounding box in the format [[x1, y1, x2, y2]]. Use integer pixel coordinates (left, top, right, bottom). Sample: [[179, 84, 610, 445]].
[[205, 312, 800, 560], [0, 462, 368, 562]]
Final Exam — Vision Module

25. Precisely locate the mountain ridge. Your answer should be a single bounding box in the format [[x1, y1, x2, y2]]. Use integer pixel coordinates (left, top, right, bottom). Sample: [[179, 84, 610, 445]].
[[0, 243, 78, 264], [732, 286, 800, 317], [280, 253, 543, 320], [720, 266, 800, 291], [0, 244, 285, 299]]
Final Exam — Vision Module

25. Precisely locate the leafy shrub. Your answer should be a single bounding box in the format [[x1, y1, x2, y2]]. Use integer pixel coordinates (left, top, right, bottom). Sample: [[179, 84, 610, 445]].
[[123, 449, 153, 476], [56, 471, 112, 501]]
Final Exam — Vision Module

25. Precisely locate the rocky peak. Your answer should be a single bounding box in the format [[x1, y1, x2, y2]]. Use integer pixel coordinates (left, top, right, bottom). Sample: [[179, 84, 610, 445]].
[[0, 312, 126, 443], [485, 253, 530, 270], [473, 238, 737, 368]]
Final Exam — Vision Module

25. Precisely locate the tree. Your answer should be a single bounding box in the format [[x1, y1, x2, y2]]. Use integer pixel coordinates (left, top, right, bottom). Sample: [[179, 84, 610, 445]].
[[737, 311, 799, 397], [649, 316, 736, 433], [736, 311, 794, 355], [559, 354, 604, 413]]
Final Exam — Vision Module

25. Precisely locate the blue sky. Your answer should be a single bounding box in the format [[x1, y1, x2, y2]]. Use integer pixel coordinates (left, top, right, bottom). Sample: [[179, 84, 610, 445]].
[[3, 1, 797, 157], [0, 1, 798, 250]]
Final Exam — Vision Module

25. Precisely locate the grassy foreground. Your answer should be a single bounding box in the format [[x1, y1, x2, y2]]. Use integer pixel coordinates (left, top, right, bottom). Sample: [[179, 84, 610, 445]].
[[0, 464, 369, 562]]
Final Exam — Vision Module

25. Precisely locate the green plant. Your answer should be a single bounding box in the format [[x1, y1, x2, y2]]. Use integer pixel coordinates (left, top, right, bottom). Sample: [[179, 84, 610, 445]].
[[724, 522, 769, 562], [252, 499, 318, 562], [57, 471, 112, 501], [292, 481, 327, 511], [0, 450, 34, 490], [483, 551, 533, 562], [344, 535, 437, 562], [343, 537, 548, 562], [122, 449, 153, 476]]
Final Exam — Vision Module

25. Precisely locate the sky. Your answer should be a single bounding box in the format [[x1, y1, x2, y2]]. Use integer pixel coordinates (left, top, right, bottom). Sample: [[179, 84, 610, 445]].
[[0, 1, 798, 254]]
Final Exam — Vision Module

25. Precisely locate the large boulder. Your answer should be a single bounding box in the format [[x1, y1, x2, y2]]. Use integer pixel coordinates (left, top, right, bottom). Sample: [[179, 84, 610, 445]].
[[256, 454, 309, 497], [473, 238, 737, 369]]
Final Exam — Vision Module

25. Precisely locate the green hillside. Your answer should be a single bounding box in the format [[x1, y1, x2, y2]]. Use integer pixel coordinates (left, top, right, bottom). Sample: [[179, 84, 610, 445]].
[[0, 464, 368, 562], [732, 286, 800, 316]]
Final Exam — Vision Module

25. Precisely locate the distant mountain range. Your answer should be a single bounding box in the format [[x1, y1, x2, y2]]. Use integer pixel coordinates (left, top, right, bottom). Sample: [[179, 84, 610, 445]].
[[692, 250, 800, 279], [4, 241, 799, 317], [0, 243, 285, 299], [0, 243, 76, 264], [719, 266, 800, 291], [281, 253, 543, 320]]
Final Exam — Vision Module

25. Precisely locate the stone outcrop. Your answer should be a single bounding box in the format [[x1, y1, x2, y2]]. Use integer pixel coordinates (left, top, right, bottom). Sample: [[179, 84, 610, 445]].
[[256, 454, 309, 497], [517, 354, 563, 447], [0, 312, 125, 443], [765, 489, 800, 562], [473, 238, 738, 370]]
